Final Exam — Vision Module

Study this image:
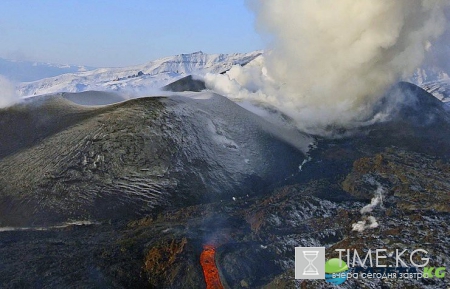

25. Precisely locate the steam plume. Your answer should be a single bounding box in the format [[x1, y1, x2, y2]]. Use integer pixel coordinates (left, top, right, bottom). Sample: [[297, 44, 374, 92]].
[[205, 0, 449, 134], [0, 76, 20, 108], [352, 183, 385, 232], [360, 185, 384, 214], [352, 216, 379, 232]]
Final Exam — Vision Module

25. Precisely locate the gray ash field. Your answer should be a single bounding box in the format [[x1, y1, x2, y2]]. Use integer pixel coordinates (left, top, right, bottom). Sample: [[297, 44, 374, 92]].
[[0, 81, 449, 288]]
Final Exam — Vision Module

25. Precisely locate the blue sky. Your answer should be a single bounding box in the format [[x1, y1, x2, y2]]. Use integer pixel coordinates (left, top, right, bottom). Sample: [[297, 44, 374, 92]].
[[0, 0, 263, 67]]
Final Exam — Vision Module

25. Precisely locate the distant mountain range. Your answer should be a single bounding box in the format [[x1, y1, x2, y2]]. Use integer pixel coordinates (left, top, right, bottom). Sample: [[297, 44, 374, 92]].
[[2, 50, 450, 104], [0, 58, 95, 82], [408, 64, 450, 104], [14, 51, 262, 97]]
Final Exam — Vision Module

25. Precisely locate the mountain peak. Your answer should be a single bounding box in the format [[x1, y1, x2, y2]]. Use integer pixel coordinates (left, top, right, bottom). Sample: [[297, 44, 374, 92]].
[[180, 51, 204, 57]]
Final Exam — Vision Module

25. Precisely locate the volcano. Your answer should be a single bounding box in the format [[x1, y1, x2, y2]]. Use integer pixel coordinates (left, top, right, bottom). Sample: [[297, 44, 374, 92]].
[[0, 91, 310, 226], [0, 82, 449, 288]]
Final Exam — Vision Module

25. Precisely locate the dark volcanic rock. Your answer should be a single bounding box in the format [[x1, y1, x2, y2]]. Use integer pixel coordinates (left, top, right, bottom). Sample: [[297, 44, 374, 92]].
[[367, 82, 450, 156], [0, 96, 101, 159], [0, 83, 449, 288], [62, 91, 126, 106], [343, 149, 450, 212], [162, 75, 206, 92], [216, 242, 282, 288], [0, 92, 309, 226]]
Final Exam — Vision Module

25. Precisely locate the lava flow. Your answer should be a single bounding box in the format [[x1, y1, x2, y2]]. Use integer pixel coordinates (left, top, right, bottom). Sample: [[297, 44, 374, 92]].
[[200, 245, 224, 289]]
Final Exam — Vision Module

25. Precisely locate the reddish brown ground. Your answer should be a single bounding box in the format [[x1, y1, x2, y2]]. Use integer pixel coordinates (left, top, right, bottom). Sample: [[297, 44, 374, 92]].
[[200, 245, 224, 289]]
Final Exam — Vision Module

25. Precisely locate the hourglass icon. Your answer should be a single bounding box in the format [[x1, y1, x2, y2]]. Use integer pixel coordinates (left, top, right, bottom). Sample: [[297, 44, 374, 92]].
[[303, 251, 319, 275]]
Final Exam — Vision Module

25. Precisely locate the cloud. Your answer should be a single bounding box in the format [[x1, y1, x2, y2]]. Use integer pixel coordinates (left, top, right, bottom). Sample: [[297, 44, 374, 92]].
[[0, 75, 20, 108]]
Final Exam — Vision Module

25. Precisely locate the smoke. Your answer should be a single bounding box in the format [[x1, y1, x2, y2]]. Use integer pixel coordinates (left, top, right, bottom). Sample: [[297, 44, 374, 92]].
[[352, 183, 385, 232], [205, 0, 449, 135], [0, 75, 20, 108], [360, 185, 384, 214], [417, 7, 450, 82], [352, 216, 379, 232]]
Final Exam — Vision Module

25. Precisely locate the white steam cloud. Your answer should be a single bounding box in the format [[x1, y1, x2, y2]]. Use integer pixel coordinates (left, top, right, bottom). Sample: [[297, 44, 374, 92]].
[[0, 76, 20, 108], [360, 185, 384, 214], [205, 0, 449, 134], [352, 216, 379, 232], [352, 184, 385, 232]]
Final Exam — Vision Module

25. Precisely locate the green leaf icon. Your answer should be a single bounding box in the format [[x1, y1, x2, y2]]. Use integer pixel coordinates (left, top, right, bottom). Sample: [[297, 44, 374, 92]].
[[325, 258, 348, 274]]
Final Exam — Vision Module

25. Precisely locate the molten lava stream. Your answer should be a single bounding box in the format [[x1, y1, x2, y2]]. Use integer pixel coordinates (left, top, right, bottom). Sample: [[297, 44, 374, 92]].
[[200, 245, 224, 289]]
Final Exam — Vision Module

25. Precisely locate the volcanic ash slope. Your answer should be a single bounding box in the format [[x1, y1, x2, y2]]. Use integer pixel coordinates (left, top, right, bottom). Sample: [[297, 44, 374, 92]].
[[0, 92, 311, 227]]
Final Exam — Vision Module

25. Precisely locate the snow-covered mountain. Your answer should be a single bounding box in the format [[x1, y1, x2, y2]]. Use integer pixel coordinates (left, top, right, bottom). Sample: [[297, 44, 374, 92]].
[[419, 79, 450, 104], [17, 51, 262, 97], [12, 49, 450, 106], [410, 66, 450, 86], [0, 58, 94, 82], [409, 67, 450, 105]]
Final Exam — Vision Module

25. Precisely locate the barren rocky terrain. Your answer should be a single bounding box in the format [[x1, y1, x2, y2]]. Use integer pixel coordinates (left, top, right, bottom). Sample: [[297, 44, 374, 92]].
[[0, 82, 449, 288]]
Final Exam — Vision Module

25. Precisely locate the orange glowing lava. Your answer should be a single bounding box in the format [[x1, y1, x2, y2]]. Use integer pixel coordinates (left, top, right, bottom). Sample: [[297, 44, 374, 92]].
[[200, 245, 224, 289]]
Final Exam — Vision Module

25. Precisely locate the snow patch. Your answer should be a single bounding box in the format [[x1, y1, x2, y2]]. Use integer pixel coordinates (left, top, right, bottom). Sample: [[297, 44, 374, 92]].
[[207, 119, 239, 150], [0, 220, 99, 232]]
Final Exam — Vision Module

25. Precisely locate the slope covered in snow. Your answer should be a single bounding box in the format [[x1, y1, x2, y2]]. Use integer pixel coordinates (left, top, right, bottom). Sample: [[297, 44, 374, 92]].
[[407, 40, 450, 104], [17, 51, 262, 97], [410, 66, 450, 85], [420, 79, 450, 104], [0, 58, 94, 82], [409, 68, 450, 105]]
